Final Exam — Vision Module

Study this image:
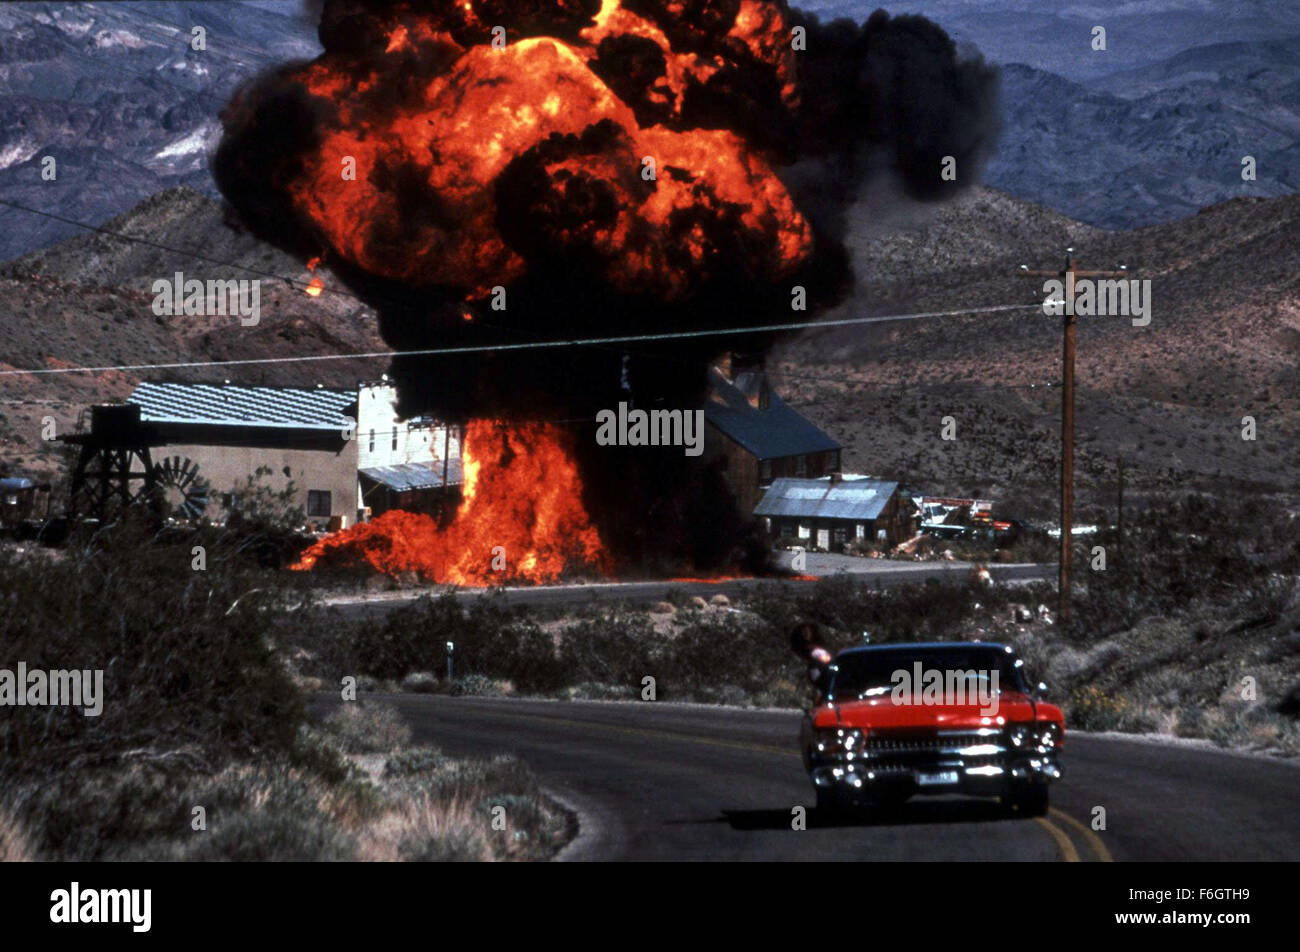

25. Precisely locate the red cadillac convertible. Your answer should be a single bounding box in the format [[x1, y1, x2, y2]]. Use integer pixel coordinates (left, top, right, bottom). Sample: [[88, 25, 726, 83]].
[[800, 642, 1064, 816]]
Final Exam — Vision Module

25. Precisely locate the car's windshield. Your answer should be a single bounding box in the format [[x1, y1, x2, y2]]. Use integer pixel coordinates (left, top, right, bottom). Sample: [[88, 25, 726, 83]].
[[828, 646, 1027, 701]]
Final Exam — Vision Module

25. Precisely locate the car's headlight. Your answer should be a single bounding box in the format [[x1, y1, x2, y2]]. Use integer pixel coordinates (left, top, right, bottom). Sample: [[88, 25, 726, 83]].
[[813, 727, 866, 757], [1009, 722, 1060, 750]]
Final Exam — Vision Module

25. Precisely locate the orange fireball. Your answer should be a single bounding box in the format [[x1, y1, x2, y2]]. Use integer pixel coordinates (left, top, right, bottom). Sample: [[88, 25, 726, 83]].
[[223, 1, 812, 305], [293, 420, 607, 584]]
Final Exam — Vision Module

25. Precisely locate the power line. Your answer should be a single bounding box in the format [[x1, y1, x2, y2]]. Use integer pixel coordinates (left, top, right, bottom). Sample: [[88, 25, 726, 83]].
[[0, 184, 1050, 387], [0, 153, 1053, 388], [0, 28, 1047, 386], [0, 303, 1042, 378], [764, 368, 1058, 391], [0, 39, 1053, 388]]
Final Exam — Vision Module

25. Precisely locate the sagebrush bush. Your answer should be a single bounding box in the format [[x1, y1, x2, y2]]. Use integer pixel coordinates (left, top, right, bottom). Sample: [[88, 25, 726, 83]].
[[299, 577, 1036, 704], [0, 512, 580, 860], [1069, 494, 1299, 641], [1066, 686, 1133, 731], [0, 515, 310, 779], [318, 702, 412, 754]]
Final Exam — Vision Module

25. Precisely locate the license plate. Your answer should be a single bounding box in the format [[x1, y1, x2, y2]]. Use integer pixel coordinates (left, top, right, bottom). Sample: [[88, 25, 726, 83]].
[[916, 771, 959, 786]]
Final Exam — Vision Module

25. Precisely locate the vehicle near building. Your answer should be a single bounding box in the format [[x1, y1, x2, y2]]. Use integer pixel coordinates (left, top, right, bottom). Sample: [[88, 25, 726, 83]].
[[800, 642, 1064, 816], [0, 476, 52, 530]]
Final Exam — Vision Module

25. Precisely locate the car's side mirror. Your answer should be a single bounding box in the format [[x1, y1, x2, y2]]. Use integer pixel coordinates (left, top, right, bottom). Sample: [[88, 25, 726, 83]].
[[1036, 681, 1050, 699]]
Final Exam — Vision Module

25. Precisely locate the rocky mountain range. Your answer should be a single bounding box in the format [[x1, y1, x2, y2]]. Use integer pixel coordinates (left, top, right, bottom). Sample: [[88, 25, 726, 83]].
[[0, 1, 318, 259], [0, 0, 1297, 261]]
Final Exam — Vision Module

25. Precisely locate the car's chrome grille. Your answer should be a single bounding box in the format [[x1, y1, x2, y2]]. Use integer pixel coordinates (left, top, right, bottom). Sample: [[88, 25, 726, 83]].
[[865, 729, 1001, 754], [850, 728, 1007, 769]]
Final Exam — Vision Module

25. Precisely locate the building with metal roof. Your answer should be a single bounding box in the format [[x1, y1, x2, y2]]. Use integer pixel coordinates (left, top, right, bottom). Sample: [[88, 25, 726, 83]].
[[114, 381, 461, 528], [701, 365, 841, 515], [129, 381, 356, 431], [755, 476, 916, 551]]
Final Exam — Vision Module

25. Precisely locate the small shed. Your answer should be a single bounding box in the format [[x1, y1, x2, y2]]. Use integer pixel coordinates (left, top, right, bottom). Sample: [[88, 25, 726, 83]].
[[359, 459, 464, 518], [755, 476, 915, 550]]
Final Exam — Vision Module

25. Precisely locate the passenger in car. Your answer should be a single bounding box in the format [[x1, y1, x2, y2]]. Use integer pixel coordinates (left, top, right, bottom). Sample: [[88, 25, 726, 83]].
[[789, 622, 833, 703]]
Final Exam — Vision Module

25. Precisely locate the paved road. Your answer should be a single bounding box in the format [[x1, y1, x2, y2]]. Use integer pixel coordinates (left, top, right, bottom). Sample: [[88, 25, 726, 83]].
[[326, 561, 1053, 620], [364, 694, 1299, 861]]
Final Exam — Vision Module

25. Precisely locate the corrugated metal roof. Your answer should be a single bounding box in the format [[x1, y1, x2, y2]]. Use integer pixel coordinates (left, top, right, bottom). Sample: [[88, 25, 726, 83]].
[[754, 477, 899, 521], [360, 460, 463, 491], [703, 368, 839, 460], [128, 382, 356, 430]]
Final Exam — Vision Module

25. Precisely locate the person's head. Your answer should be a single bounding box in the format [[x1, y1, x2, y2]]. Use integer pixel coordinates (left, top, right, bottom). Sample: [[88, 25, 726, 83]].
[[789, 622, 819, 656]]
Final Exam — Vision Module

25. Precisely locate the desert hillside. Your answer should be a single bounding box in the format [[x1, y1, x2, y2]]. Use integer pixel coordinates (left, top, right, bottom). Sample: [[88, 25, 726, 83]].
[[0, 187, 385, 481], [2, 184, 1298, 523], [775, 186, 1300, 518]]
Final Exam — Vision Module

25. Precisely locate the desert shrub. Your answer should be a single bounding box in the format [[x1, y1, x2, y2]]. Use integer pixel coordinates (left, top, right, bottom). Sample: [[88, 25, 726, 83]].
[[330, 592, 529, 681], [383, 748, 450, 778], [1175, 704, 1209, 738], [400, 671, 439, 693], [566, 681, 638, 700], [287, 725, 354, 785], [187, 806, 355, 861], [748, 575, 1023, 649], [1066, 685, 1132, 731], [319, 594, 575, 692], [0, 515, 308, 780], [398, 824, 488, 862], [318, 702, 411, 754], [480, 792, 546, 832], [1069, 495, 1300, 641], [451, 673, 500, 696], [657, 613, 789, 697], [171, 764, 361, 862], [557, 613, 662, 686], [7, 763, 192, 861]]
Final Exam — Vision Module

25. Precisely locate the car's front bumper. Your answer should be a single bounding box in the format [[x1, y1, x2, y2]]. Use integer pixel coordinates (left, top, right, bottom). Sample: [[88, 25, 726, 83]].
[[807, 727, 1063, 802], [811, 754, 1062, 799]]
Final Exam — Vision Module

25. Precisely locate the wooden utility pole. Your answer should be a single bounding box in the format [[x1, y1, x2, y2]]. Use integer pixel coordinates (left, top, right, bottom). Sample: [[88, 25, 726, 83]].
[[1018, 251, 1128, 624]]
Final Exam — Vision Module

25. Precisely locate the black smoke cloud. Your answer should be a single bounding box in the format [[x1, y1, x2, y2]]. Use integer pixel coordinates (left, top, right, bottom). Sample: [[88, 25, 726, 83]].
[[785, 9, 1002, 241], [215, 1, 999, 573]]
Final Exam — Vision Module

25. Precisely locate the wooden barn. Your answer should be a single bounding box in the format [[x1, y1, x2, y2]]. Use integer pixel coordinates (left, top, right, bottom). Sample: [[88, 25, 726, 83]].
[[701, 365, 841, 516]]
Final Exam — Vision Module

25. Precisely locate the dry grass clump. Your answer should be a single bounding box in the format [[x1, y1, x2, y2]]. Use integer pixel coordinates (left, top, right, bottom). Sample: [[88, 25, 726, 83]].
[[0, 808, 33, 862]]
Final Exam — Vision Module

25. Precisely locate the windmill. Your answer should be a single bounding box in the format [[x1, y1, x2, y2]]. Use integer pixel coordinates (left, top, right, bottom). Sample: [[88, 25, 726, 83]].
[[150, 455, 212, 522]]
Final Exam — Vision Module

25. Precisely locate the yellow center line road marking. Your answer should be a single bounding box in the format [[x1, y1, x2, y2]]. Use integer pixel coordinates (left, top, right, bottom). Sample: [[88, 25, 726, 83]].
[[1049, 807, 1114, 863], [1034, 817, 1080, 862]]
